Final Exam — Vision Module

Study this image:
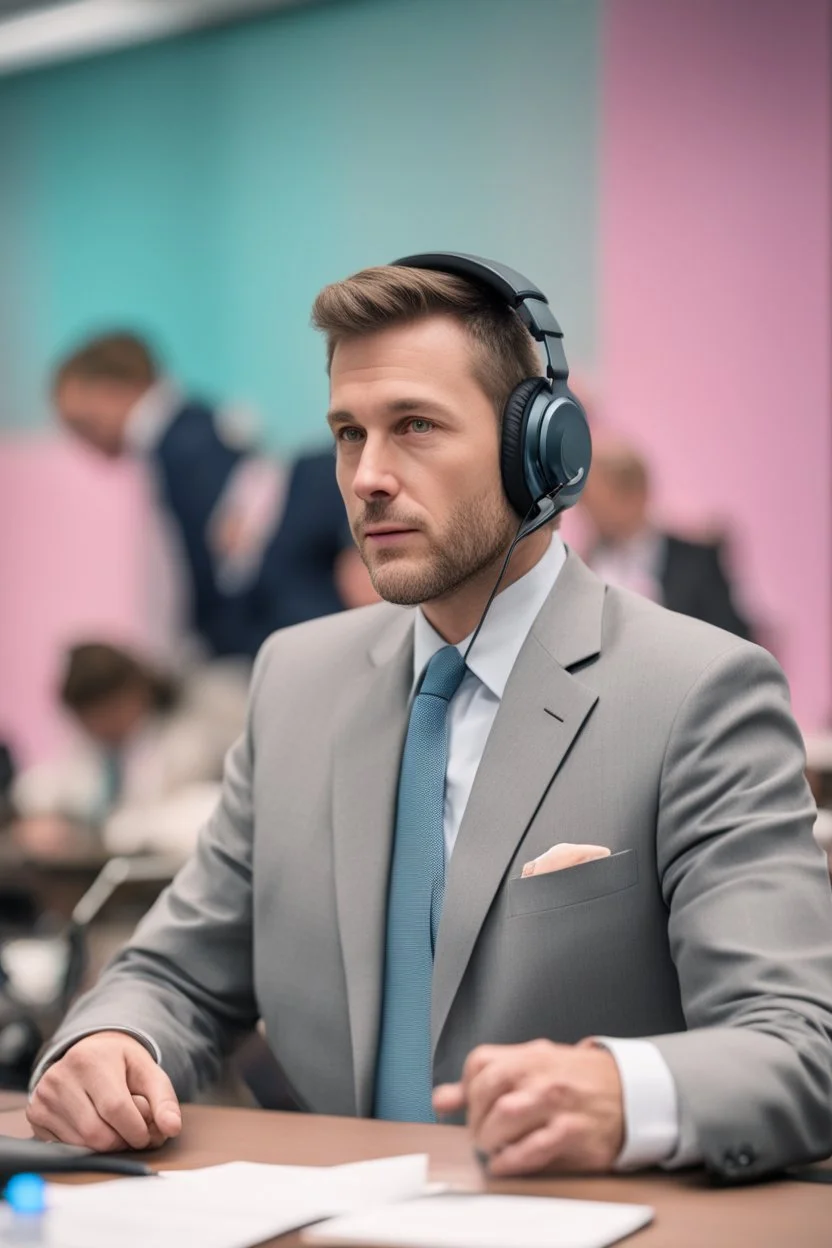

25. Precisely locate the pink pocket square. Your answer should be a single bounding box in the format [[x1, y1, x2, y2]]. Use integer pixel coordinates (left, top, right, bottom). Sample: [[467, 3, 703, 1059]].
[[521, 842, 611, 878]]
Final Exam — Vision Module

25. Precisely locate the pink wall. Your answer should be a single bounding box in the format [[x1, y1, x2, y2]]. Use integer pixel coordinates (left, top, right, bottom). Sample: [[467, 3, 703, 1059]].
[[601, 0, 831, 728], [0, 438, 152, 765]]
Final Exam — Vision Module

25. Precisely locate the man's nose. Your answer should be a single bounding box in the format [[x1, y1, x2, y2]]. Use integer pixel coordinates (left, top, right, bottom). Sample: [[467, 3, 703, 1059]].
[[352, 440, 399, 501]]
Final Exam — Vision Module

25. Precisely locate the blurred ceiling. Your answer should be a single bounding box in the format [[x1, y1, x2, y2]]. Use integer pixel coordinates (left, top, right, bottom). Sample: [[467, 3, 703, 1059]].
[[0, 0, 321, 74]]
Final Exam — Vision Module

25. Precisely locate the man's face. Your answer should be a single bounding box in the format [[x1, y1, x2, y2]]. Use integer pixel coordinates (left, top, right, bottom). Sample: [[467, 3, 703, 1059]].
[[328, 316, 517, 607], [55, 377, 138, 457], [74, 685, 150, 748]]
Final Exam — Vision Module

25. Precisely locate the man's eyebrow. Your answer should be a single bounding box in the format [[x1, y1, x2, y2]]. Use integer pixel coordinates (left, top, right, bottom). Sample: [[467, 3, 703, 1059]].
[[326, 398, 452, 426]]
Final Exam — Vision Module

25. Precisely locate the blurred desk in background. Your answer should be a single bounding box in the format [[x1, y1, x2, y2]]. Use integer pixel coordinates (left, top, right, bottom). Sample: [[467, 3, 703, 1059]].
[[0, 825, 173, 927], [0, 831, 177, 1055], [0, 823, 110, 922]]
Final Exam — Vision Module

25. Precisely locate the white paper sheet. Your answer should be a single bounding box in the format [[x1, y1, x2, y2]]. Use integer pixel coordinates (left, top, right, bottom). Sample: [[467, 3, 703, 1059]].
[[303, 1192, 654, 1248], [24, 1154, 429, 1248]]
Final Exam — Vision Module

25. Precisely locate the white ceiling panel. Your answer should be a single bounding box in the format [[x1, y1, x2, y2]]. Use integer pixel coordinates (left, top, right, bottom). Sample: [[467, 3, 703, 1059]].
[[0, 0, 322, 74]]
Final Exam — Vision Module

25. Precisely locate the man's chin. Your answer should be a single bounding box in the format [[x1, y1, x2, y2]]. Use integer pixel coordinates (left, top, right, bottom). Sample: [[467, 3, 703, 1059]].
[[369, 561, 435, 608]]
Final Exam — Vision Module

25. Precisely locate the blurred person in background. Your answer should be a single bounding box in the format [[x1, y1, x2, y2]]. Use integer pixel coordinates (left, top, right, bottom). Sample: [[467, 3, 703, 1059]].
[[805, 733, 832, 876], [12, 643, 247, 861], [0, 741, 16, 829], [579, 432, 755, 640], [52, 333, 374, 662]]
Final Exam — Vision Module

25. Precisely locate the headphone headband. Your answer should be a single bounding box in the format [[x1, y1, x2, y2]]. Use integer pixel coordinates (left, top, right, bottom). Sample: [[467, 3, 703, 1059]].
[[391, 251, 567, 379], [389, 250, 590, 531]]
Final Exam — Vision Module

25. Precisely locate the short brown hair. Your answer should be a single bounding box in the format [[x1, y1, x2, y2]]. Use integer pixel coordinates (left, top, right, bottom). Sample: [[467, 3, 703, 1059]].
[[53, 332, 158, 393], [311, 265, 541, 417], [59, 643, 178, 714]]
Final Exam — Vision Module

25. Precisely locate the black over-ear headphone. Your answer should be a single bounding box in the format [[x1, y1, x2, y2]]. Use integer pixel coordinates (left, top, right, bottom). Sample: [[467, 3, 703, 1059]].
[[391, 252, 591, 538]]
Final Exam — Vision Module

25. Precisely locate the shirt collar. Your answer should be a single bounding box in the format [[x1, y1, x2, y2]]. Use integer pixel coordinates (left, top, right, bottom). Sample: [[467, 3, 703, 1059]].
[[412, 532, 567, 699], [123, 378, 184, 454]]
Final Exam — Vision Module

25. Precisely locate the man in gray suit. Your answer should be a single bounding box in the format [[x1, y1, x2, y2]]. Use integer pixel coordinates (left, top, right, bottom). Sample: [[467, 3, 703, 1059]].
[[28, 256, 832, 1181]]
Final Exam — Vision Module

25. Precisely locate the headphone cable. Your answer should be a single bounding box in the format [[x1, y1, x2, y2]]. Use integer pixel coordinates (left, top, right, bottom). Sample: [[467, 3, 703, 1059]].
[[461, 481, 569, 668]]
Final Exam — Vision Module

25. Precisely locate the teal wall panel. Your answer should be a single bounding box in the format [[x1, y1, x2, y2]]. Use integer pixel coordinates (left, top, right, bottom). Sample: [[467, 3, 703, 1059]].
[[0, 75, 47, 428], [0, 0, 599, 448]]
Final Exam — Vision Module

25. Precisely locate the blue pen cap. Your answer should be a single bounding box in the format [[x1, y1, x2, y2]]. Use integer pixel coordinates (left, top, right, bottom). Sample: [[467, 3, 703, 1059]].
[[4, 1174, 47, 1215]]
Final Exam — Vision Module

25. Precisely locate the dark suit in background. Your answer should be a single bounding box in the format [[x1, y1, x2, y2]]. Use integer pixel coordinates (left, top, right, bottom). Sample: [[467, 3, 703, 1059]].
[[659, 534, 753, 640], [153, 401, 347, 658], [258, 451, 349, 632]]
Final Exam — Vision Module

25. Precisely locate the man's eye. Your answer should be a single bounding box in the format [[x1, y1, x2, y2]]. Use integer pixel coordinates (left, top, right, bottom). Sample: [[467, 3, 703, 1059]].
[[409, 419, 433, 434], [338, 427, 364, 443]]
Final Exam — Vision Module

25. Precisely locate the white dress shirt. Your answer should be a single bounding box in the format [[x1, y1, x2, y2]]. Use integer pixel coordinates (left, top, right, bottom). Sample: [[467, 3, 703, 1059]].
[[414, 533, 694, 1170]]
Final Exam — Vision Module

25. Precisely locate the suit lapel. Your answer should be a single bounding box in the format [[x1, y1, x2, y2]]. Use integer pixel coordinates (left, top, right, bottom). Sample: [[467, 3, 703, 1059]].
[[431, 552, 606, 1052], [331, 609, 413, 1116]]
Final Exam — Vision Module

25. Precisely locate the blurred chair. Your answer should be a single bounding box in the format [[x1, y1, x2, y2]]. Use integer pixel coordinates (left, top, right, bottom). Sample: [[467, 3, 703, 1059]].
[[0, 854, 180, 1090]]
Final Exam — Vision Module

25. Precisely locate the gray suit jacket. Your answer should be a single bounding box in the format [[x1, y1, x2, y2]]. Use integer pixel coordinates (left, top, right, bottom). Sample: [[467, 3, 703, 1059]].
[[49, 552, 832, 1179]]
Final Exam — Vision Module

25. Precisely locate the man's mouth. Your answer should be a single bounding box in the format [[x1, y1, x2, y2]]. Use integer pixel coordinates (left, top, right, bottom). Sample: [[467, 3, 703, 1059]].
[[364, 524, 416, 536], [363, 525, 418, 544]]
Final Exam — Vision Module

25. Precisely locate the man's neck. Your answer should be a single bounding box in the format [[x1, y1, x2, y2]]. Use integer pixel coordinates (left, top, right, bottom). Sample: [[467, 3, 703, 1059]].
[[421, 528, 552, 645]]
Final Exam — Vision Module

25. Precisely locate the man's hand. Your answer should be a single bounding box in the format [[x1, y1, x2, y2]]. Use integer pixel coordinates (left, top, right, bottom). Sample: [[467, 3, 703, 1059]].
[[433, 1039, 624, 1176], [27, 1032, 182, 1152]]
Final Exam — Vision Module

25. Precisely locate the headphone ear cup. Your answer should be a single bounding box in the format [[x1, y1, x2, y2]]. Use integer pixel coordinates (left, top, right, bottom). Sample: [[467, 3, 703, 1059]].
[[500, 378, 548, 517], [540, 385, 592, 507]]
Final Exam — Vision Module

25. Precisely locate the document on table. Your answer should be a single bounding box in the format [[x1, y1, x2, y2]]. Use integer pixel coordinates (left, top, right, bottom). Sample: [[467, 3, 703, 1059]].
[[304, 1192, 654, 1248], [29, 1154, 430, 1248]]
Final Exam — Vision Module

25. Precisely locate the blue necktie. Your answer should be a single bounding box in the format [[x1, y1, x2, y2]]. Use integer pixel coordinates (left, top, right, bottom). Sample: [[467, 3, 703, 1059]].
[[374, 644, 467, 1121], [100, 749, 122, 816]]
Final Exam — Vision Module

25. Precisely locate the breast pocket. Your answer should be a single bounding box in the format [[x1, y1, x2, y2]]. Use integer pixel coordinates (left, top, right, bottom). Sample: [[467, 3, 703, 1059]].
[[507, 848, 639, 917]]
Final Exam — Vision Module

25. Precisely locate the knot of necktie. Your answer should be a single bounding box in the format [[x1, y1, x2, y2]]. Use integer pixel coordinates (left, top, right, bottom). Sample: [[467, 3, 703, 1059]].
[[418, 645, 466, 702]]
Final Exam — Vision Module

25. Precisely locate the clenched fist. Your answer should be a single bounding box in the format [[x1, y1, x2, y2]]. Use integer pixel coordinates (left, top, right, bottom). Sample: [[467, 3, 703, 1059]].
[[27, 1032, 182, 1152], [433, 1038, 624, 1175]]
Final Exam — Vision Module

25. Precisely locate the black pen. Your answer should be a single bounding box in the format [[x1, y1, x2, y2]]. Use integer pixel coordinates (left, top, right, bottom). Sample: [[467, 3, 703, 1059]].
[[60, 1156, 158, 1178], [1, 1137, 158, 1183]]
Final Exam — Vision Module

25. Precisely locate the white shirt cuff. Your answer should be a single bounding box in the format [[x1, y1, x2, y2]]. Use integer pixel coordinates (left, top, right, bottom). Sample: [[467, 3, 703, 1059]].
[[594, 1036, 683, 1170], [29, 1027, 162, 1095]]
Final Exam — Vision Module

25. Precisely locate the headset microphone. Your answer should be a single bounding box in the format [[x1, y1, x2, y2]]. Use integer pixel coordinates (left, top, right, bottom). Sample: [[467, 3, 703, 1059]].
[[518, 467, 585, 541]]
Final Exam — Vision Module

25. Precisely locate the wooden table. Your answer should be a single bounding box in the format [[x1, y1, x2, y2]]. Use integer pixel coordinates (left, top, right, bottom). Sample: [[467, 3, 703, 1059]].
[[0, 1092, 27, 1113], [1, 1103, 829, 1246]]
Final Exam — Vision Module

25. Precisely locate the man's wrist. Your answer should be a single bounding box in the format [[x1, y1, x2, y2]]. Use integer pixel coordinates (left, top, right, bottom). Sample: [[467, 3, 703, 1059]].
[[29, 1026, 162, 1094]]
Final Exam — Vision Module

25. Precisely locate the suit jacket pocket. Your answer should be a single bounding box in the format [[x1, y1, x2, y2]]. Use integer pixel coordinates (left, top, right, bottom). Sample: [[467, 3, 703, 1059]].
[[508, 849, 638, 917]]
